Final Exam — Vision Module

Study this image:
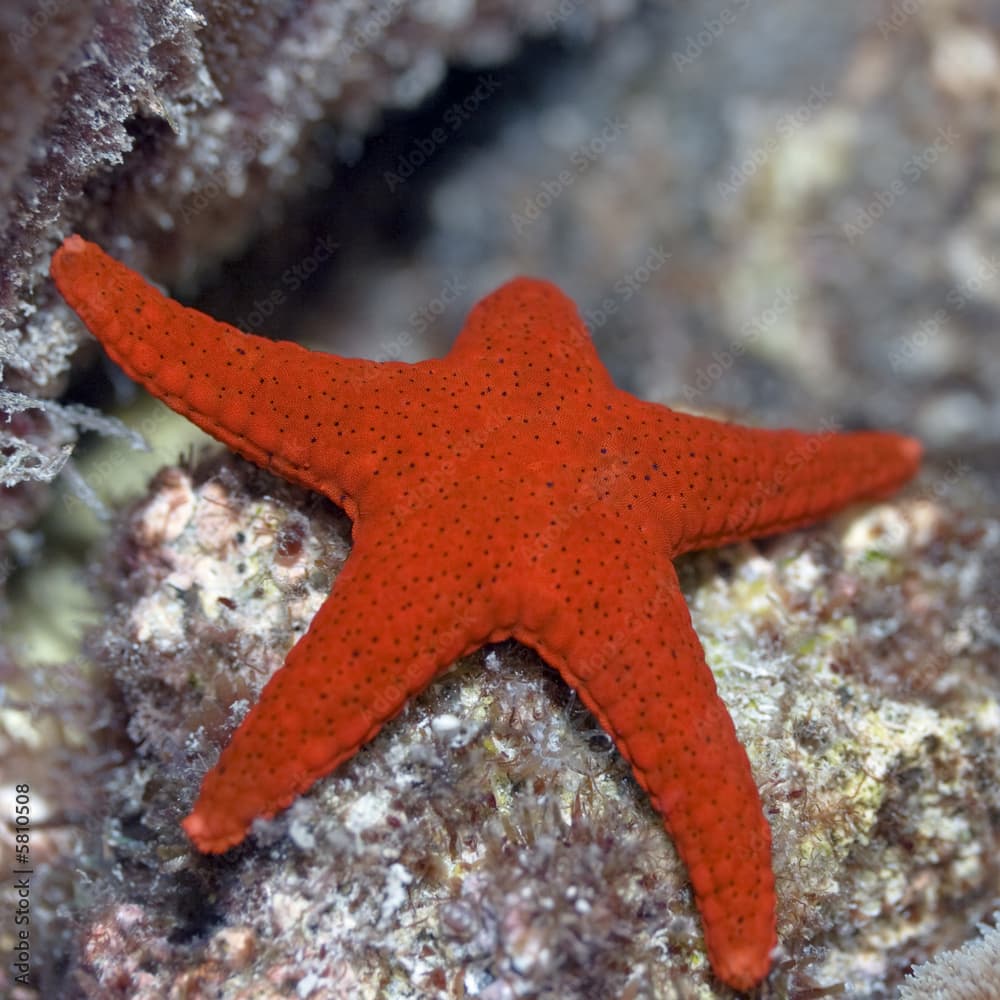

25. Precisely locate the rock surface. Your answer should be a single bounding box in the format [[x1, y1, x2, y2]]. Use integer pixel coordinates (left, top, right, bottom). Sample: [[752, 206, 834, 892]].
[[68, 453, 1000, 998]]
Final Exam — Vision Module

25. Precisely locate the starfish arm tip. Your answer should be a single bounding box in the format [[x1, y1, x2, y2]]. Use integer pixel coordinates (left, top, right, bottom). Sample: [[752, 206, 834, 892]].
[[872, 431, 923, 495], [711, 947, 775, 992], [181, 808, 247, 855], [56, 232, 87, 255], [50, 234, 92, 283], [902, 434, 923, 467]]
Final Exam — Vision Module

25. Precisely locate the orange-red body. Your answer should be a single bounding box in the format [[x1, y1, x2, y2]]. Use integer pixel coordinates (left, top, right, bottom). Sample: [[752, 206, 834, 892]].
[[51, 235, 921, 991]]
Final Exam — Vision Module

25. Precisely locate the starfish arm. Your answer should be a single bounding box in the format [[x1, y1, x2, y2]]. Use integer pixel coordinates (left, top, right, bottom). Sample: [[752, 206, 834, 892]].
[[50, 235, 402, 504], [448, 276, 613, 384], [182, 528, 502, 854], [634, 405, 921, 553], [516, 553, 775, 992]]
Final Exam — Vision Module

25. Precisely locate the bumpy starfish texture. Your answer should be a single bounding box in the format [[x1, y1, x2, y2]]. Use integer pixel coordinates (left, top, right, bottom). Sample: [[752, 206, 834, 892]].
[[52, 235, 920, 991]]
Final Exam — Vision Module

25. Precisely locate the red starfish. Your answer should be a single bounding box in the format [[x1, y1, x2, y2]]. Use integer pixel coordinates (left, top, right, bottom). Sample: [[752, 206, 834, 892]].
[[51, 235, 920, 991]]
